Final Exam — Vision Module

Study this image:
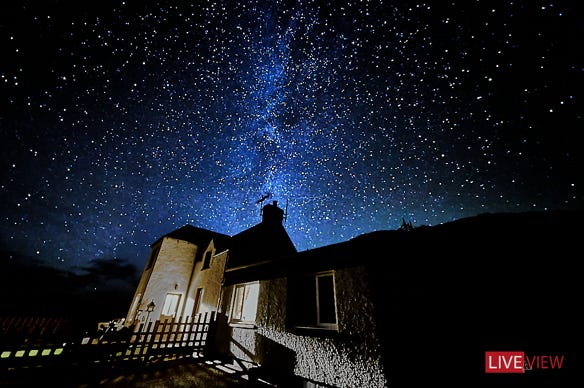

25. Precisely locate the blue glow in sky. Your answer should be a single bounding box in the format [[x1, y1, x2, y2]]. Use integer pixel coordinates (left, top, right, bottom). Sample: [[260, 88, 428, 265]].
[[1, 0, 581, 271]]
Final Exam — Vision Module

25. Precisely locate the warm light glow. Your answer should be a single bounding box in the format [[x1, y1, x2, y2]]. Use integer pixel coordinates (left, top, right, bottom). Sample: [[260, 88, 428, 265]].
[[231, 282, 259, 323], [162, 294, 180, 316], [1, 351, 11, 358]]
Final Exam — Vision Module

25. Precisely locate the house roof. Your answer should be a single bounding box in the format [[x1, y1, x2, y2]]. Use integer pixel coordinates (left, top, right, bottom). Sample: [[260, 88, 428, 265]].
[[223, 209, 582, 285], [222, 200, 297, 269], [227, 221, 297, 269], [151, 202, 296, 268], [153, 225, 230, 253]]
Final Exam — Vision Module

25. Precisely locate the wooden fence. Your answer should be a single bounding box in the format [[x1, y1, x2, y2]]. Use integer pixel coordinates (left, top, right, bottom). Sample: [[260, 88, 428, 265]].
[[1, 312, 217, 372], [0, 316, 70, 340], [0, 316, 72, 370]]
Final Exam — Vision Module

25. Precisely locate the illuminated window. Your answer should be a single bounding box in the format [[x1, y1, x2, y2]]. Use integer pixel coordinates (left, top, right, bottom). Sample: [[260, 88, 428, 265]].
[[202, 251, 212, 269], [161, 293, 181, 319], [230, 282, 259, 324], [288, 271, 338, 330]]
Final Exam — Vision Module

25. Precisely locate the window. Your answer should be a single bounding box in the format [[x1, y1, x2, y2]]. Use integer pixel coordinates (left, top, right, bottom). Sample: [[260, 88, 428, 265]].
[[129, 293, 142, 323], [230, 282, 259, 324], [202, 251, 212, 269], [193, 288, 204, 316], [161, 293, 181, 320], [145, 246, 160, 270], [287, 271, 338, 330]]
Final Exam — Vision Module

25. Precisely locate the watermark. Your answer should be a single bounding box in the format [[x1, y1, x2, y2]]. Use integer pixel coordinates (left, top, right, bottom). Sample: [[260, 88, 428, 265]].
[[485, 351, 565, 373]]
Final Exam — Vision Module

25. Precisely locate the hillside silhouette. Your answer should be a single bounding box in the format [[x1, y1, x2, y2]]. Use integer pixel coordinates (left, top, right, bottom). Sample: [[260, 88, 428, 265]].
[[0, 253, 138, 331]]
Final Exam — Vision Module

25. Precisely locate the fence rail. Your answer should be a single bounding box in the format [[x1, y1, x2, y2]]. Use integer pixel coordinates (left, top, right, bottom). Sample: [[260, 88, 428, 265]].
[[1, 312, 217, 371]]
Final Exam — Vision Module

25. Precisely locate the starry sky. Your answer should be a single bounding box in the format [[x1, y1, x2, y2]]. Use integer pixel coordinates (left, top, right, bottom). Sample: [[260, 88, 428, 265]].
[[1, 0, 582, 272]]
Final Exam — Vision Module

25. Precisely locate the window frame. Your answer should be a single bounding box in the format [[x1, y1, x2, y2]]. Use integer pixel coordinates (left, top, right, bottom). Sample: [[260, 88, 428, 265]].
[[287, 270, 338, 332], [202, 251, 212, 270], [161, 292, 181, 319], [229, 281, 260, 327], [145, 245, 160, 270], [193, 287, 204, 316], [314, 272, 338, 329]]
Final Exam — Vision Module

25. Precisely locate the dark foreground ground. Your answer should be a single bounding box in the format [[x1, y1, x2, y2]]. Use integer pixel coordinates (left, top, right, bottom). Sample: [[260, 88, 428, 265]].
[[0, 357, 266, 387]]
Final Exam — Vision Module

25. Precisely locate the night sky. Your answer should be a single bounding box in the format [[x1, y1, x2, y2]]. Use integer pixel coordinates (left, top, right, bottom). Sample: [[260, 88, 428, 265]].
[[1, 0, 582, 272]]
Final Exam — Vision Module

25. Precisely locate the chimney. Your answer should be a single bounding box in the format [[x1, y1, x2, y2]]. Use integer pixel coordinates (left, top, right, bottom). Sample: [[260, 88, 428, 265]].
[[262, 200, 284, 225]]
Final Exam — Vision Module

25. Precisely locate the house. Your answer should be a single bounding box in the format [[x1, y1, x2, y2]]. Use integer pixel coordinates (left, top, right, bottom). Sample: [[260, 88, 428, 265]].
[[127, 206, 580, 387], [124, 224, 229, 327], [216, 209, 580, 387], [218, 238, 389, 387], [125, 201, 296, 328]]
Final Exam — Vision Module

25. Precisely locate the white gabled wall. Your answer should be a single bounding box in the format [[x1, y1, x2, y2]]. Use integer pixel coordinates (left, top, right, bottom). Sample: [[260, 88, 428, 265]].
[[129, 237, 198, 326], [182, 241, 228, 318], [126, 236, 228, 328]]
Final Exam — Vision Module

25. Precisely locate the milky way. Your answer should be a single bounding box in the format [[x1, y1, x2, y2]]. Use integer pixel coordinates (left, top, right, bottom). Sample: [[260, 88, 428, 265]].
[[1, 0, 582, 271]]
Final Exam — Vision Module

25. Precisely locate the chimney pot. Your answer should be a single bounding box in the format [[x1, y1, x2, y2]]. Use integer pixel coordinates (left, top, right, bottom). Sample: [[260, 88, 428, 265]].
[[262, 201, 284, 224]]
